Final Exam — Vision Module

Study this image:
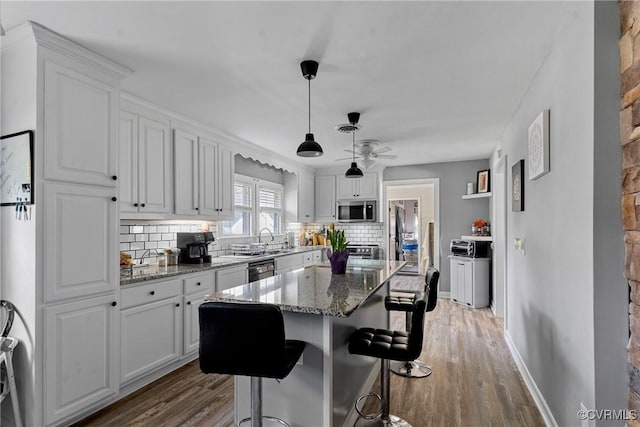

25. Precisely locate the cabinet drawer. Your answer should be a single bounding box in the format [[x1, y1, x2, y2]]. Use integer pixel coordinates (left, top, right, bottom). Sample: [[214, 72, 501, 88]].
[[184, 272, 214, 294], [121, 279, 181, 309], [275, 254, 304, 272]]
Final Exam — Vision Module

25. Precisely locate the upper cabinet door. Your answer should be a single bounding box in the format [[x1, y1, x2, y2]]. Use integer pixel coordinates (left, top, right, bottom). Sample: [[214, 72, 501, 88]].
[[198, 137, 218, 216], [174, 129, 199, 215], [138, 117, 172, 213], [336, 175, 356, 200], [118, 111, 139, 213], [216, 144, 235, 219], [44, 60, 118, 187], [357, 173, 378, 199], [315, 175, 336, 222]]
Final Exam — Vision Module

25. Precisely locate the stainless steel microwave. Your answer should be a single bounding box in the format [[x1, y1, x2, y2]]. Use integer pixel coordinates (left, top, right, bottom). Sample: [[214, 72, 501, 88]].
[[336, 200, 377, 222]]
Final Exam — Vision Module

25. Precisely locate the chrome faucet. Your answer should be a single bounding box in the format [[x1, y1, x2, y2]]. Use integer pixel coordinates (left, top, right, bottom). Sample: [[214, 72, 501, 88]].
[[258, 228, 274, 244], [139, 248, 160, 265]]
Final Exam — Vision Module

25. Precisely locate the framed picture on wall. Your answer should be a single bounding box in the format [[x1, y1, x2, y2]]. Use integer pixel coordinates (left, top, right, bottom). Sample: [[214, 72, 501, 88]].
[[512, 159, 525, 212], [0, 130, 34, 206], [528, 109, 550, 180], [477, 169, 490, 193]]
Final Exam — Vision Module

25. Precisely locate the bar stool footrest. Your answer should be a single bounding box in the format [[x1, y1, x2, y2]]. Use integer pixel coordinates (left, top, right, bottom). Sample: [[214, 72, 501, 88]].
[[354, 414, 413, 427], [354, 392, 383, 420], [239, 415, 291, 427]]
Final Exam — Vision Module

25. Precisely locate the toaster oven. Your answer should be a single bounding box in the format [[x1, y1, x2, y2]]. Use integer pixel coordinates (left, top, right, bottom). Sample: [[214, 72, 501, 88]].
[[450, 239, 491, 258]]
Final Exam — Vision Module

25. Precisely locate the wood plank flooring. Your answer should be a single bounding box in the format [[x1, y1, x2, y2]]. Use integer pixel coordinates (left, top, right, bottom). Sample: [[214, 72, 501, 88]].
[[74, 275, 543, 427]]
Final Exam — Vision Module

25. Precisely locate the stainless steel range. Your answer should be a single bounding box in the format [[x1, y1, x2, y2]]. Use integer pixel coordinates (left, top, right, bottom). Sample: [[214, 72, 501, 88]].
[[346, 244, 380, 260]]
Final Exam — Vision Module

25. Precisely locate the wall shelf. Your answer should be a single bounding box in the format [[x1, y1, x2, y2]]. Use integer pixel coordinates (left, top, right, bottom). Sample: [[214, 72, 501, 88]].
[[462, 192, 492, 199], [461, 235, 493, 241]]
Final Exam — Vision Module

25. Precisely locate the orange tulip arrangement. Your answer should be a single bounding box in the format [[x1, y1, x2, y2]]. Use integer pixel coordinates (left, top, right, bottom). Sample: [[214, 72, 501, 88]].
[[473, 219, 487, 229]]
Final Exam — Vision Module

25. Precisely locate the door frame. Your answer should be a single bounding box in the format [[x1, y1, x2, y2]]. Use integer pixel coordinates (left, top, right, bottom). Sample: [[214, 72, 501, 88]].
[[383, 178, 441, 276], [491, 154, 508, 321]]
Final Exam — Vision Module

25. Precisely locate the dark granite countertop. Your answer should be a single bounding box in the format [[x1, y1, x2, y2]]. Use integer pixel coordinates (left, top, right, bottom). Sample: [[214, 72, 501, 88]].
[[120, 246, 326, 286], [204, 259, 406, 317]]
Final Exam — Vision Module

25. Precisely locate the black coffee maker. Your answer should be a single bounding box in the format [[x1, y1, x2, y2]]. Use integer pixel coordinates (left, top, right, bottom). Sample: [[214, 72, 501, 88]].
[[177, 232, 214, 264]]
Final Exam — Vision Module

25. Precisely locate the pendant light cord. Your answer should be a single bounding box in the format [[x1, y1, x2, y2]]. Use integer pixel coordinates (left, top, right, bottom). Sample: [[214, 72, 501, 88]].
[[352, 129, 356, 162], [308, 78, 311, 134]]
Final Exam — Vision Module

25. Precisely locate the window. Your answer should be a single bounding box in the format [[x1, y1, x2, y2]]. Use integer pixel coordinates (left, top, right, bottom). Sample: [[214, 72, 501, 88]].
[[221, 175, 283, 236], [222, 180, 252, 235], [258, 185, 282, 234]]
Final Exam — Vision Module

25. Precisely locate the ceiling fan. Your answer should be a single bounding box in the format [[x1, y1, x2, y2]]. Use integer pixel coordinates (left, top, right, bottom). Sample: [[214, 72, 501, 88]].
[[335, 139, 397, 169]]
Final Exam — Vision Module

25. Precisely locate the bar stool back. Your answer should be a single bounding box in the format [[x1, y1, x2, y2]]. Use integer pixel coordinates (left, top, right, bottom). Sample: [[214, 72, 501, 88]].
[[0, 300, 23, 427], [385, 267, 439, 378], [199, 302, 305, 427], [348, 291, 428, 426]]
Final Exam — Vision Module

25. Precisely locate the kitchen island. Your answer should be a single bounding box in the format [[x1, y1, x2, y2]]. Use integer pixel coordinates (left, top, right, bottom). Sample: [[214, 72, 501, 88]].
[[205, 259, 406, 427]]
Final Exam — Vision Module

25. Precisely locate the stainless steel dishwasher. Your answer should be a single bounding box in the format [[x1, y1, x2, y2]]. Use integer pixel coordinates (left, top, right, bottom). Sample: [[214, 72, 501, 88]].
[[247, 259, 275, 282]]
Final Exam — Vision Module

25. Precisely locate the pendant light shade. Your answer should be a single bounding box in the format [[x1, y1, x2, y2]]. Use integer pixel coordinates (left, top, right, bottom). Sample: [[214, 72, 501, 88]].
[[345, 112, 363, 178], [345, 161, 364, 178], [296, 60, 323, 157]]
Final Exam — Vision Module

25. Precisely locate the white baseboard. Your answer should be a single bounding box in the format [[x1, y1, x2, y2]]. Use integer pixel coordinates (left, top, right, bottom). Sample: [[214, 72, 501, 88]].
[[438, 291, 450, 299], [342, 363, 381, 427], [504, 330, 557, 427]]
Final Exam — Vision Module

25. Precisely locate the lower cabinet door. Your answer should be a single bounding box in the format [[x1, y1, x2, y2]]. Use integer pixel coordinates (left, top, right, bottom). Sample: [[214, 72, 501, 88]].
[[44, 295, 118, 424], [184, 293, 208, 354], [120, 296, 182, 384]]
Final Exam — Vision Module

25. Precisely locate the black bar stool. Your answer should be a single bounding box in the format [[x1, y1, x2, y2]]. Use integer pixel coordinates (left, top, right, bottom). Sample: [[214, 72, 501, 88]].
[[199, 302, 306, 427], [385, 267, 439, 378], [348, 290, 428, 427]]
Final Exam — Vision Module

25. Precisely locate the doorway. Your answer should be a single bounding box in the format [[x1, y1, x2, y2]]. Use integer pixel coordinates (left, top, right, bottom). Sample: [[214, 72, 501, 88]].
[[385, 179, 440, 277]]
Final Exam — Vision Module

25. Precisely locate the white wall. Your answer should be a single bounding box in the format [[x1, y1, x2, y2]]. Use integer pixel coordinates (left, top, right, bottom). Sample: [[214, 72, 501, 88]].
[[384, 160, 490, 292], [499, 2, 626, 424], [1, 29, 39, 426]]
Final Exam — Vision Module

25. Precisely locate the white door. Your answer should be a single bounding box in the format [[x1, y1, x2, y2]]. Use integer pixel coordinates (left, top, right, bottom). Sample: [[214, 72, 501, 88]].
[[198, 137, 218, 216], [315, 175, 336, 222], [139, 116, 172, 213], [119, 111, 139, 212], [43, 182, 117, 302], [174, 129, 199, 215], [43, 59, 118, 187], [216, 145, 235, 219], [120, 296, 182, 384], [44, 295, 118, 424]]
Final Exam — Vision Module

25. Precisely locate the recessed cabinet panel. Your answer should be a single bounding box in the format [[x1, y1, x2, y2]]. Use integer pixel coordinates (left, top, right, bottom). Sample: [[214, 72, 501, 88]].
[[315, 175, 336, 222], [44, 60, 117, 187], [120, 296, 182, 384], [139, 117, 172, 213], [119, 111, 138, 212], [174, 129, 199, 215], [199, 137, 218, 216], [44, 183, 117, 302], [337, 173, 378, 200], [184, 293, 208, 354], [217, 144, 235, 219], [44, 295, 117, 423]]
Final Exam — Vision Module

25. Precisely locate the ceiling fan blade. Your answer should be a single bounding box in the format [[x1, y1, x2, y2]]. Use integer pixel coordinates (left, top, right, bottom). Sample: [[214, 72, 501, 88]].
[[362, 159, 376, 169], [373, 147, 392, 155], [375, 154, 397, 159], [335, 156, 356, 161], [344, 149, 356, 154]]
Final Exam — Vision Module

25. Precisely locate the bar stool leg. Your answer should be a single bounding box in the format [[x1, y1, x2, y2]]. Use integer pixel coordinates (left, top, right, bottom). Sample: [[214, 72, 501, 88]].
[[5, 350, 23, 427], [251, 377, 263, 427]]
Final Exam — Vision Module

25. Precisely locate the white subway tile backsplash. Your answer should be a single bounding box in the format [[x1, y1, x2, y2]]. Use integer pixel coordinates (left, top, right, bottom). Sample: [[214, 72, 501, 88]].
[[149, 233, 161, 241], [161, 233, 173, 240], [145, 226, 157, 233], [121, 234, 135, 243], [120, 243, 130, 251], [157, 226, 169, 233], [144, 241, 158, 249], [130, 226, 144, 234], [130, 242, 145, 251], [120, 226, 129, 234], [169, 225, 181, 233], [135, 234, 147, 242]]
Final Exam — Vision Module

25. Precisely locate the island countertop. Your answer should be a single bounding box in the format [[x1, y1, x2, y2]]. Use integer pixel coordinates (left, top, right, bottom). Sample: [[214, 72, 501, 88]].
[[205, 259, 406, 317]]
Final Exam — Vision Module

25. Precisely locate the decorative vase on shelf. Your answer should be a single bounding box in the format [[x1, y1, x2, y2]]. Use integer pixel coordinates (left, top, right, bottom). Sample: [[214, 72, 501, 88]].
[[327, 249, 349, 274]]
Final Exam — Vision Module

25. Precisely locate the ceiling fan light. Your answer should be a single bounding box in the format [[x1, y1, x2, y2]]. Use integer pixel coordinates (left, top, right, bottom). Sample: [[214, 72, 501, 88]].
[[297, 133, 323, 157], [362, 158, 376, 169], [345, 161, 364, 178]]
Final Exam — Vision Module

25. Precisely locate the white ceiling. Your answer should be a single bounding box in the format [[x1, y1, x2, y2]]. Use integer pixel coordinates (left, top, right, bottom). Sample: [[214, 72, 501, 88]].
[[2, 1, 578, 170]]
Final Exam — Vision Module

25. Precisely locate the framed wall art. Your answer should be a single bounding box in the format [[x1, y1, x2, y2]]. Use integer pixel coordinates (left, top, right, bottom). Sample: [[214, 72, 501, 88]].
[[512, 159, 525, 212], [1, 130, 34, 206], [528, 109, 550, 180], [477, 169, 490, 193]]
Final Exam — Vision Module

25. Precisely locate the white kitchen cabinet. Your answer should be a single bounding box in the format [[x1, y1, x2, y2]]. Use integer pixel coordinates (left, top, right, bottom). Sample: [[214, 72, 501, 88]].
[[120, 279, 183, 385], [315, 175, 336, 222], [44, 295, 118, 424], [43, 182, 118, 303], [449, 256, 490, 308], [119, 110, 173, 214], [43, 57, 119, 187], [303, 250, 322, 266], [285, 171, 315, 223], [215, 264, 249, 292], [336, 172, 378, 200], [276, 253, 305, 274], [174, 130, 234, 219], [183, 273, 215, 354]]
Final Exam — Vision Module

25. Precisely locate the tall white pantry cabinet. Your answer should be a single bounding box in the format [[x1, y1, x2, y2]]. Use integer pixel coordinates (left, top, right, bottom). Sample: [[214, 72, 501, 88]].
[[1, 22, 131, 427]]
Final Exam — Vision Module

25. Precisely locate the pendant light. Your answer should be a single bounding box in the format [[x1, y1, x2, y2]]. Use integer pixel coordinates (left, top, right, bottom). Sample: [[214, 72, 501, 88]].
[[344, 112, 364, 178], [296, 60, 323, 157]]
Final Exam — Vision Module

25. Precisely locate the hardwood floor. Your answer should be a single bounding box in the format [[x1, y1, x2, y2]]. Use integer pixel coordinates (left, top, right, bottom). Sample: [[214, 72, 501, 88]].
[[75, 275, 543, 427]]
